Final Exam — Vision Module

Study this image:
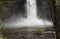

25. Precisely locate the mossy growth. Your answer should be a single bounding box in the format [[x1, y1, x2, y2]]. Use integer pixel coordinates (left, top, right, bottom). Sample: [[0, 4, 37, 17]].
[[0, 18, 4, 39], [0, 32, 4, 39], [35, 28, 45, 35]]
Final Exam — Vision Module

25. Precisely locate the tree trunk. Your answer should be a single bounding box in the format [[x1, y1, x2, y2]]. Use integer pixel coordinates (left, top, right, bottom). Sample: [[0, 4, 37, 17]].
[[53, 0, 60, 39]]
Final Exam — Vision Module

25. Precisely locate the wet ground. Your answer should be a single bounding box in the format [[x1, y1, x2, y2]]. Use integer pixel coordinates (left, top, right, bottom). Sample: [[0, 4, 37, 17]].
[[2, 28, 56, 39]]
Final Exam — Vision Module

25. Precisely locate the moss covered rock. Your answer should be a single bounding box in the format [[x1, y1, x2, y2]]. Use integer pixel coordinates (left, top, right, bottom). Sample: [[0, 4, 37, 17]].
[[35, 28, 45, 35]]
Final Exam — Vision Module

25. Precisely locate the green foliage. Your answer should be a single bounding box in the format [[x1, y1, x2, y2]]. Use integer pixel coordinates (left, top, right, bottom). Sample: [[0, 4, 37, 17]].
[[57, 0, 60, 5], [0, 18, 4, 39], [0, 34, 4, 39], [35, 28, 45, 35], [0, 0, 22, 7], [0, 18, 3, 29], [0, 0, 15, 7]]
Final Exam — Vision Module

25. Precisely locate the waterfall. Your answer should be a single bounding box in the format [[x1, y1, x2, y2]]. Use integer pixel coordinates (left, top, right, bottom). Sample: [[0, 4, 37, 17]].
[[27, 0, 37, 19], [4, 0, 53, 28]]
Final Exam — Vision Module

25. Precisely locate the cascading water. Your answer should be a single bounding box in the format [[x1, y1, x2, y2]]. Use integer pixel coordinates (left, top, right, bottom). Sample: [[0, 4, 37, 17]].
[[4, 0, 53, 28], [27, 0, 37, 19]]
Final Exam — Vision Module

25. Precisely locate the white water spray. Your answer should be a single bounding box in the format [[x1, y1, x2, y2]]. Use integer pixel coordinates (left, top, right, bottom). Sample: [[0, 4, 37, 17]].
[[4, 0, 53, 28]]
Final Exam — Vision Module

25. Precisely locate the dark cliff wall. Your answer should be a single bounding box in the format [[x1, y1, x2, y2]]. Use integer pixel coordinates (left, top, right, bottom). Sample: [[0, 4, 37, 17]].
[[37, 0, 53, 21], [0, 0, 26, 22], [0, 0, 53, 23]]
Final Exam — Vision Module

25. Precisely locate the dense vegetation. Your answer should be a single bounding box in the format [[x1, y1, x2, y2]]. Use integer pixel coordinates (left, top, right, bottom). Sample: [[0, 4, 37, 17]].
[[0, 18, 4, 39], [0, 0, 17, 38]]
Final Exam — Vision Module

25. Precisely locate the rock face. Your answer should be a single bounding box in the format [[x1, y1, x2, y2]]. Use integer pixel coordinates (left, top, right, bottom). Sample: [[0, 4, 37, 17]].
[[2, 0, 53, 28], [0, 0, 53, 21]]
